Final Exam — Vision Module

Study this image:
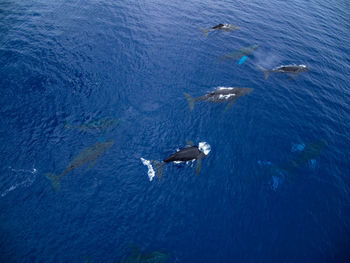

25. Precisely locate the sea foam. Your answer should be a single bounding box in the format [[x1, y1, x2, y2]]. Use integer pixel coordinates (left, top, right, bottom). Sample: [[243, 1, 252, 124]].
[[140, 158, 155, 181]]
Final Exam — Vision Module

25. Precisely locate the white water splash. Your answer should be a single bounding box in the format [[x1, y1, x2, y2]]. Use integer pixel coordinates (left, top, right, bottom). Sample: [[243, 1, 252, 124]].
[[1, 167, 37, 197], [199, 142, 211, 155], [140, 158, 155, 181]]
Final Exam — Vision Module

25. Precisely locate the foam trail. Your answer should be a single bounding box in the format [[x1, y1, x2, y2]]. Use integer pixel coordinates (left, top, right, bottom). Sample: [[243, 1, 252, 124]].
[[140, 158, 155, 181], [1, 167, 37, 197]]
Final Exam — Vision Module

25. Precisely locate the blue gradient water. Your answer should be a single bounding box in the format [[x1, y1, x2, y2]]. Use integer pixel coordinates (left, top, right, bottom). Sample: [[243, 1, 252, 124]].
[[1, 0, 350, 262]]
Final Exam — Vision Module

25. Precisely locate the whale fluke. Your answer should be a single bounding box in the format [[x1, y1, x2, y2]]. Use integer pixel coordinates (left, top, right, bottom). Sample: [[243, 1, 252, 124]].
[[200, 28, 209, 37], [258, 65, 269, 79], [45, 173, 61, 191], [152, 160, 165, 179], [184, 93, 196, 110]]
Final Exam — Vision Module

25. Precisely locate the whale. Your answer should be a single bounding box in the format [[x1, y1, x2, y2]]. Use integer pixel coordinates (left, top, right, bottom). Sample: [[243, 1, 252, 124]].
[[63, 117, 121, 132], [218, 44, 259, 61], [258, 64, 309, 79], [45, 140, 114, 190], [184, 87, 253, 111], [200, 23, 239, 37], [141, 141, 211, 180], [260, 139, 327, 190]]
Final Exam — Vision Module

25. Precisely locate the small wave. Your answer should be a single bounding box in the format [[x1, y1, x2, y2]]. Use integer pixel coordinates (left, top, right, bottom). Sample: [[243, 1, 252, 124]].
[[140, 158, 155, 181], [1, 167, 37, 197]]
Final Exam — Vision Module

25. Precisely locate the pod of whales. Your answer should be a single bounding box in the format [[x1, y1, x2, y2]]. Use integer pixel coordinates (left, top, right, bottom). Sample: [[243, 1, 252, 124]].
[[200, 23, 239, 37], [184, 87, 253, 111], [258, 64, 309, 79]]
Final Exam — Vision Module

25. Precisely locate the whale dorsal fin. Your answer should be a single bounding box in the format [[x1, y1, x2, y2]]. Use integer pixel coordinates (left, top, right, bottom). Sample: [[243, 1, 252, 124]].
[[186, 140, 195, 146]]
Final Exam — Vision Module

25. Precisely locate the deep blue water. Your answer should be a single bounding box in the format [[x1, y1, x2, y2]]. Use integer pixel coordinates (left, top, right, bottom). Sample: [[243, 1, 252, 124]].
[[1, 0, 350, 262]]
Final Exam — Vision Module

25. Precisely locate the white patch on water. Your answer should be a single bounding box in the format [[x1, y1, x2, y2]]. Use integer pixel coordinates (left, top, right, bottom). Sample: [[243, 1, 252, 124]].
[[140, 158, 155, 181], [199, 142, 211, 155], [1, 167, 37, 197], [219, 94, 235, 99]]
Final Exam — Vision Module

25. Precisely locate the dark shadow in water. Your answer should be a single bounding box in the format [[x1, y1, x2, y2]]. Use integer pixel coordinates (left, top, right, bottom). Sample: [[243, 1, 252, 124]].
[[45, 139, 114, 191], [261, 139, 327, 190]]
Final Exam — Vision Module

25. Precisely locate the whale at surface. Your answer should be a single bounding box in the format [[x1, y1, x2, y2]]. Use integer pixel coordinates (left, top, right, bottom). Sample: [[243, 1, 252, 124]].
[[258, 64, 309, 79], [141, 141, 211, 180], [184, 87, 253, 111]]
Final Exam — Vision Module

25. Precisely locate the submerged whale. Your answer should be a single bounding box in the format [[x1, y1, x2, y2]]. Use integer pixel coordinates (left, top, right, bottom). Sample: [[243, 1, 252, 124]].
[[141, 141, 211, 180], [184, 87, 253, 111], [258, 64, 309, 79], [218, 44, 259, 61], [200, 23, 239, 36], [63, 117, 121, 132], [264, 139, 327, 190], [45, 140, 114, 191]]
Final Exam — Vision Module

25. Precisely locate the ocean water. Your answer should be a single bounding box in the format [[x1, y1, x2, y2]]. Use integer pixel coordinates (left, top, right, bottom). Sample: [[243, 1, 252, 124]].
[[1, 0, 350, 262]]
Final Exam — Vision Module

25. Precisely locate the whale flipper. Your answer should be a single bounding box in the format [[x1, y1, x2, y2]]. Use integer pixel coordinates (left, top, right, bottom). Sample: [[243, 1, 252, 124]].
[[45, 173, 61, 191], [196, 153, 206, 175], [196, 157, 202, 175], [288, 73, 298, 81], [225, 100, 235, 111], [238, 56, 248, 65]]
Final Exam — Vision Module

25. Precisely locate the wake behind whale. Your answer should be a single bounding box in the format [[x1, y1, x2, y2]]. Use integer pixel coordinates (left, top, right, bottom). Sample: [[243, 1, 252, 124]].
[[1, 167, 37, 197]]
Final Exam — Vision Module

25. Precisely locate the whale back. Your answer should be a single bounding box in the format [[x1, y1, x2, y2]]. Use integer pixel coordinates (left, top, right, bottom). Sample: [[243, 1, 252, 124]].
[[164, 146, 202, 162]]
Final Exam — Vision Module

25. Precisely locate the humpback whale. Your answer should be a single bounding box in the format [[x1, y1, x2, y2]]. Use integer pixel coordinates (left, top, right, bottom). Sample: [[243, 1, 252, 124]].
[[45, 140, 114, 190], [258, 64, 309, 79], [184, 87, 253, 111], [218, 44, 259, 61], [141, 141, 211, 180], [63, 118, 121, 132], [200, 23, 239, 37], [261, 139, 327, 190]]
